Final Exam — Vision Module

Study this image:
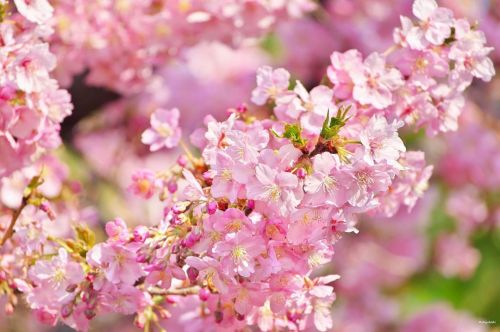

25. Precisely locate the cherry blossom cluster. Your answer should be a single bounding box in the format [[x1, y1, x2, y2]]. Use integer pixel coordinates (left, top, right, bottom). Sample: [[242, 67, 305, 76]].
[[0, 0, 496, 331], [325, 0, 495, 135], [0, 2, 72, 178], [48, 0, 316, 93], [7, 60, 435, 331]]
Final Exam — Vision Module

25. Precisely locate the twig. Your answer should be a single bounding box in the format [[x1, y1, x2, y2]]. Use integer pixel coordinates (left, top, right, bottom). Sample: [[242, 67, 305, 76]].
[[0, 196, 29, 246], [148, 286, 200, 296]]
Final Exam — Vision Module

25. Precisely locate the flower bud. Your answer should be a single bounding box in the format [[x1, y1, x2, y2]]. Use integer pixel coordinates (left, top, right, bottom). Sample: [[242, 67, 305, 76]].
[[167, 180, 178, 193], [133, 226, 149, 242], [247, 200, 255, 210], [66, 284, 78, 293], [198, 288, 210, 301], [61, 303, 73, 318], [84, 308, 96, 320], [296, 168, 307, 179], [187, 267, 199, 283], [177, 155, 188, 167], [4, 302, 14, 315], [207, 201, 218, 215], [214, 310, 223, 324]]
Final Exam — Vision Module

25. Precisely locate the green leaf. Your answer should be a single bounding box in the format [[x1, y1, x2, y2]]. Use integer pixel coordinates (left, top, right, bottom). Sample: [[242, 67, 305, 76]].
[[74, 224, 96, 248], [320, 105, 351, 140], [282, 123, 306, 148]]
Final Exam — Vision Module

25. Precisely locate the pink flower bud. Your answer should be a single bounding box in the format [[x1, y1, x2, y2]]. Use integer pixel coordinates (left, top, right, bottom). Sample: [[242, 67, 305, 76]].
[[214, 310, 224, 324], [198, 288, 210, 301], [177, 155, 188, 167], [167, 180, 178, 193], [84, 308, 96, 320], [187, 267, 199, 283], [133, 226, 149, 242], [61, 303, 73, 318], [296, 168, 307, 179], [207, 201, 218, 215]]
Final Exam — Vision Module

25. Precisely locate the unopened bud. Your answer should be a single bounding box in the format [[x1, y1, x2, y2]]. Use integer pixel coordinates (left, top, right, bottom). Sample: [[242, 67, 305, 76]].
[[214, 310, 224, 324], [66, 284, 78, 292], [84, 308, 96, 320], [61, 303, 73, 318], [198, 288, 210, 301], [167, 180, 178, 193], [296, 168, 307, 179], [207, 201, 218, 215], [177, 155, 188, 167], [187, 267, 199, 283]]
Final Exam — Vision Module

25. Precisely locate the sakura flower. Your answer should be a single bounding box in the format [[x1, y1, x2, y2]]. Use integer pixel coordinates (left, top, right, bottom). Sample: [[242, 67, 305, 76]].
[[412, 0, 454, 45], [213, 232, 266, 278], [185, 256, 229, 294], [210, 152, 252, 202], [247, 164, 302, 216], [27, 249, 84, 309], [141, 108, 182, 151], [349, 157, 393, 207], [351, 53, 403, 109], [304, 153, 355, 207], [13, 0, 54, 24], [210, 208, 253, 235], [359, 116, 406, 166], [449, 20, 495, 90], [251, 66, 291, 105], [327, 50, 363, 99], [87, 243, 145, 285], [128, 169, 158, 199], [100, 283, 152, 315], [287, 208, 330, 245], [294, 82, 335, 135]]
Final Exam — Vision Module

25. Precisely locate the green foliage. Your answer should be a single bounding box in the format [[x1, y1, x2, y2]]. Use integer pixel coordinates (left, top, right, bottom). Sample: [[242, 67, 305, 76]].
[[320, 105, 351, 140], [272, 123, 307, 149]]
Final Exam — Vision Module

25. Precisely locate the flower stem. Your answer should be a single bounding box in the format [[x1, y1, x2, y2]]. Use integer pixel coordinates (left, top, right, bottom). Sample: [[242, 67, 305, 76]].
[[0, 197, 29, 246]]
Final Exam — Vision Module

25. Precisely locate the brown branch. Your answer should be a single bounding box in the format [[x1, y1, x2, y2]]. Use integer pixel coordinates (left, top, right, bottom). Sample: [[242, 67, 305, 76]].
[[0, 196, 29, 246], [148, 286, 200, 296]]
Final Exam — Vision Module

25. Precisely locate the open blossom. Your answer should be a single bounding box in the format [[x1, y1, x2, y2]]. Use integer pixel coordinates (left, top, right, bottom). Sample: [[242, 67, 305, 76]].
[[128, 169, 158, 199], [448, 19, 495, 90], [251, 66, 291, 105], [303, 153, 354, 207], [141, 108, 182, 151], [327, 50, 363, 99], [247, 164, 302, 216], [87, 242, 145, 285], [27, 249, 84, 309], [412, 0, 454, 46], [351, 52, 403, 109], [359, 115, 406, 166], [13, 0, 54, 24], [213, 232, 266, 278]]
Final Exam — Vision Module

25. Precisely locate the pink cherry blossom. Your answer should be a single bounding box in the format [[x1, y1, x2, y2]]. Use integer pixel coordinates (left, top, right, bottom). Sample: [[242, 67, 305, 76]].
[[412, 0, 454, 45], [87, 243, 145, 285], [304, 153, 355, 207], [247, 164, 302, 216], [128, 169, 158, 199], [141, 108, 182, 151], [351, 53, 404, 109], [13, 0, 53, 24], [251, 66, 291, 105]]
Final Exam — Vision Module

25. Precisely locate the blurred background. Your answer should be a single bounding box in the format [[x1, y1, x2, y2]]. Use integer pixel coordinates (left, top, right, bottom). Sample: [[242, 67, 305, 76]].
[[1, 0, 499, 331]]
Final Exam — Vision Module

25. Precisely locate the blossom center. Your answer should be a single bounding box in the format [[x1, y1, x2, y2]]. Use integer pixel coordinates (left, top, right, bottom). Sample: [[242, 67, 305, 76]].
[[221, 169, 232, 181], [265, 184, 281, 202], [231, 245, 248, 262], [157, 123, 173, 137]]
